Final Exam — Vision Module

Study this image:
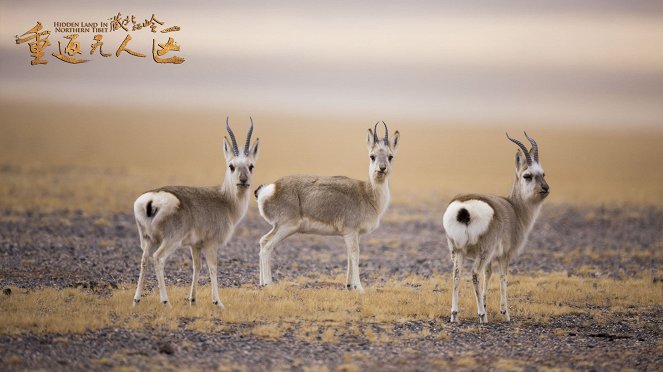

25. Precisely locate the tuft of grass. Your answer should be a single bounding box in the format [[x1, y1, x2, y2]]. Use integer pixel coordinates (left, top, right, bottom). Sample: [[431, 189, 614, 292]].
[[250, 323, 287, 339], [494, 358, 525, 371]]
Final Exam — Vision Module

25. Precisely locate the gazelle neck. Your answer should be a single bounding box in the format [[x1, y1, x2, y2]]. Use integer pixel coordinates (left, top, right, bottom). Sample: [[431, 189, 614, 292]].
[[508, 178, 543, 232], [219, 173, 251, 217], [368, 174, 391, 215]]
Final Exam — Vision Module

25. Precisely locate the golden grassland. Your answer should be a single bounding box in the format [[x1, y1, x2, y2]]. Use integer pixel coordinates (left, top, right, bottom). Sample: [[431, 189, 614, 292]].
[[1, 100, 662, 212], [1, 273, 660, 337]]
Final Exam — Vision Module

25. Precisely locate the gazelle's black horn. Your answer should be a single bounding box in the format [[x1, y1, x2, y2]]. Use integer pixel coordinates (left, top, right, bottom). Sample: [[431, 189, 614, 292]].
[[226, 116, 239, 156], [506, 132, 532, 166], [373, 121, 380, 144], [244, 117, 254, 155], [381, 121, 389, 145], [524, 131, 539, 163]]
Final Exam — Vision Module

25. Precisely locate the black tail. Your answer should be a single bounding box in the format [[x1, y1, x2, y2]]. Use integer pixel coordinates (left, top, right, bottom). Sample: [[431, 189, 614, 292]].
[[145, 200, 158, 218], [254, 184, 264, 199], [456, 208, 471, 225]]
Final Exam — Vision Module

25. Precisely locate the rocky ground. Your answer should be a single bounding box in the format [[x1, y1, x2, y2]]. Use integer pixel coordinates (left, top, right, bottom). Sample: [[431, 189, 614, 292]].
[[0, 204, 662, 370]]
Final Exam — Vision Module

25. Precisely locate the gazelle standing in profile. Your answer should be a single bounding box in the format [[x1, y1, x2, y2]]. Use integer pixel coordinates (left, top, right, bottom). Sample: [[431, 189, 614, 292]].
[[442, 133, 549, 323], [254, 122, 400, 292], [132, 118, 260, 308]]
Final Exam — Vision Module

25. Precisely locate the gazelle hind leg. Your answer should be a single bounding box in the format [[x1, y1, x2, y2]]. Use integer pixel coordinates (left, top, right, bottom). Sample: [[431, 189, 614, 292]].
[[258, 226, 276, 286], [450, 245, 463, 322], [483, 262, 492, 313], [152, 240, 179, 307], [259, 223, 298, 286], [498, 258, 511, 321], [471, 254, 488, 323], [133, 232, 154, 305]]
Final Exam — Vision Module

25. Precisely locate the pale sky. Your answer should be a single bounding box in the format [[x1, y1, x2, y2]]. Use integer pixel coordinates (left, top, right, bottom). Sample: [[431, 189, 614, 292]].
[[1, 0, 662, 127]]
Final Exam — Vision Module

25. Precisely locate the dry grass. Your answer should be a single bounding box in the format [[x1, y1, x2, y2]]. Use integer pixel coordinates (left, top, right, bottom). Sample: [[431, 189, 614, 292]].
[[1, 101, 662, 212], [0, 273, 660, 339]]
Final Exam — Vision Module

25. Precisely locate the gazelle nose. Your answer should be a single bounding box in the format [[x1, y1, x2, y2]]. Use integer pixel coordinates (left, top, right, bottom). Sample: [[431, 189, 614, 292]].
[[239, 175, 248, 183], [379, 164, 387, 171], [542, 184, 549, 192]]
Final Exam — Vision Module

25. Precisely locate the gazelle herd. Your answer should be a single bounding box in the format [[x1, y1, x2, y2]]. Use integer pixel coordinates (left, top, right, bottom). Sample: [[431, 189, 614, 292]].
[[132, 119, 549, 323]]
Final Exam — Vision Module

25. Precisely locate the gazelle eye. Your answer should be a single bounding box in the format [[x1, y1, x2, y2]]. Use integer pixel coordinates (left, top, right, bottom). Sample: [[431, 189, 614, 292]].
[[229, 164, 235, 172], [370, 155, 376, 161], [523, 174, 532, 181], [249, 164, 254, 172], [388, 155, 394, 162]]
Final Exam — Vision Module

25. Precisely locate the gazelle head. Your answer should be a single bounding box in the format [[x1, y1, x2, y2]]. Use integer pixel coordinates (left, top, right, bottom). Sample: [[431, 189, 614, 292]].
[[223, 117, 260, 192], [507, 132, 550, 202], [367, 121, 400, 183]]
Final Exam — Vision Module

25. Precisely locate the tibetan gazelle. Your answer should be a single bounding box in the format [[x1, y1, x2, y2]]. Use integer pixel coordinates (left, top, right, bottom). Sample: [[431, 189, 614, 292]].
[[132, 118, 260, 308], [442, 132, 550, 323], [255, 122, 400, 292]]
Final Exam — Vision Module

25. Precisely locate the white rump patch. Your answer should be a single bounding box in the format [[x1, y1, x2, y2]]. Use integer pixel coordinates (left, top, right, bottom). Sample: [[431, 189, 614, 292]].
[[133, 191, 180, 227], [443, 200, 494, 248], [256, 184, 275, 220]]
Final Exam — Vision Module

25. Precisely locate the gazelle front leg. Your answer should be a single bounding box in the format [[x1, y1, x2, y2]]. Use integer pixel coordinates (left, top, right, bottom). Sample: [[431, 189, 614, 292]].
[[345, 240, 354, 290], [189, 244, 202, 305], [203, 244, 224, 309], [133, 235, 153, 305], [344, 233, 364, 293], [450, 247, 463, 322], [498, 258, 511, 321]]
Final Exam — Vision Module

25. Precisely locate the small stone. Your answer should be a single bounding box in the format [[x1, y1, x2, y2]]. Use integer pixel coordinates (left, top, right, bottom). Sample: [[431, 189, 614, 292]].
[[157, 341, 175, 355], [3, 288, 11, 296]]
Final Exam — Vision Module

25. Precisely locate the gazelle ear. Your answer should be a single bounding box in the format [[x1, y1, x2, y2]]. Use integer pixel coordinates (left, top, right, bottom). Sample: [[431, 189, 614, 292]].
[[515, 150, 527, 171], [223, 136, 234, 161], [249, 138, 260, 160], [391, 131, 400, 153], [367, 128, 375, 149]]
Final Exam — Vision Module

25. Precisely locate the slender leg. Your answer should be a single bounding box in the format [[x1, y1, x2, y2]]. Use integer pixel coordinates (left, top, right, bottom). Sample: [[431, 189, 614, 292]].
[[258, 226, 277, 286], [345, 238, 353, 290], [203, 244, 224, 309], [483, 262, 492, 313], [450, 246, 463, 323], [152, 240, 179, 307], [343, 233, 364, 293], [498, 258, 511, 321], [472, 255, 488, 323], [189, 244, 202, 304], [259, 224, 298, 286], [133, 233, 154, 305]]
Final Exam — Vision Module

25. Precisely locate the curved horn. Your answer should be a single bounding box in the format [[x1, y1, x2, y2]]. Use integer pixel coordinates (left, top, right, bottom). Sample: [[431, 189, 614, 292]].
[[506, 132, 532, 166], [373, 121, 380, 144], [226, 116, 239, 156], [244, 117, 254, 155], [381, 121, 389, 145], [524, 131, 539, 163]]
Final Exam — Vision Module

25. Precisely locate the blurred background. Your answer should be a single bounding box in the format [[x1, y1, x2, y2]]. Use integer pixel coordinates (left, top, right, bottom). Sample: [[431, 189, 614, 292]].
[[1, 0, 662, 211]]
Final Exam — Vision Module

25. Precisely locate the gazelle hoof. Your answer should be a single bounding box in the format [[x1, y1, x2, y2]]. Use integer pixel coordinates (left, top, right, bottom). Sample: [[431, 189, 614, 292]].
[[478, 313, 487, 323], [450, 311, 458, 323], [213, 301, 225, 310], [133, 298, 140, 306]]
